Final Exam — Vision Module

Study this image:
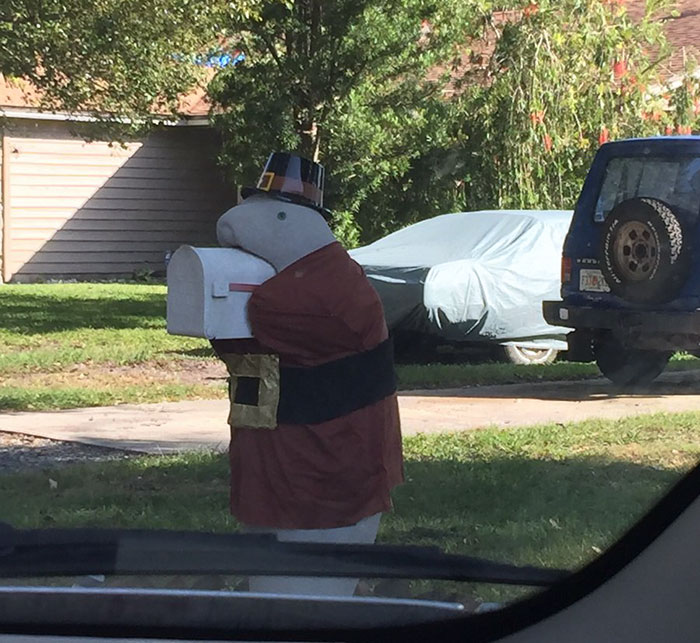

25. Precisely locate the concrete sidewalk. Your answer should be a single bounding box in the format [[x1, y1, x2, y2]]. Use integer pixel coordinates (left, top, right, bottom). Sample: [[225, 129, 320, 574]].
[[1, 400, 232, 454], [3, 370, 700, 454]]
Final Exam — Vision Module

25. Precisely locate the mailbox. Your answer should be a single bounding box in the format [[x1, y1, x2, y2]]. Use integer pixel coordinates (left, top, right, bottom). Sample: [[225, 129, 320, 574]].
[[166, 245, 276, 339]]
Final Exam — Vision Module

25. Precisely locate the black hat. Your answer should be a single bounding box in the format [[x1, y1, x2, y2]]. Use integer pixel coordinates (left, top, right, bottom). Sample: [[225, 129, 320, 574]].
[[241, 152, 331, 219]]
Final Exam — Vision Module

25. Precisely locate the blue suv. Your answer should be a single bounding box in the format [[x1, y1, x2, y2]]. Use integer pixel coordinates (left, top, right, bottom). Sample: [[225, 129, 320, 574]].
[[543, 137, 700, 385]]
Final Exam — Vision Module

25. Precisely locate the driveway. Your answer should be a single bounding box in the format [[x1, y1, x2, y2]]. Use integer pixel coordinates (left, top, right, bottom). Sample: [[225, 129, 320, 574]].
[[2, 370, 700, 454]]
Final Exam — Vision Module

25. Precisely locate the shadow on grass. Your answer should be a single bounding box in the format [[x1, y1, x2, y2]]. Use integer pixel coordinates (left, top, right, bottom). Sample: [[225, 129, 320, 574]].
[[0, 292, 166, 334], [399, 368, 700, 401], [0, 449, 690, 603], [0, 450, 685, 567], [390, 456, 683, 556]]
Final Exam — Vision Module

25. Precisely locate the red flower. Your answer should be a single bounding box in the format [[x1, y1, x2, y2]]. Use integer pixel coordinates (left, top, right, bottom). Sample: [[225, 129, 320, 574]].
[[620, 74, 637, 95], [612, 60, 627, 79], [529, 110, 545, 126], [665, 125, 674, 135], [599, 127, 610, 145], [543, 133, 553, 152], [677, 124, 692, 135], [524, 2, 539, 17]]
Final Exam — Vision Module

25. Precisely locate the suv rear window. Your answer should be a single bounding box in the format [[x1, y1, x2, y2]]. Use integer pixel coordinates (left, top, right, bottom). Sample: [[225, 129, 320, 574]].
[[594, 156, 700, 223]]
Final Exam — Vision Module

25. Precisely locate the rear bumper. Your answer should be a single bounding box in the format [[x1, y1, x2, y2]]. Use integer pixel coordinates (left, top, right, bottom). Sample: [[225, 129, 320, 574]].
[[543, 301, 700, 346]]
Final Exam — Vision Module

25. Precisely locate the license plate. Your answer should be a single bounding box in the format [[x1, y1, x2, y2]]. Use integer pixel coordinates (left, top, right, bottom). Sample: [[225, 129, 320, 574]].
[[579, 268, 610, 293]]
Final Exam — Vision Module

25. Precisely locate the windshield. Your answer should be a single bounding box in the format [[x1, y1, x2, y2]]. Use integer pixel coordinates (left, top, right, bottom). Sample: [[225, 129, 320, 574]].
[[1, 0, 699, 637], [594, 156, 700, 223]]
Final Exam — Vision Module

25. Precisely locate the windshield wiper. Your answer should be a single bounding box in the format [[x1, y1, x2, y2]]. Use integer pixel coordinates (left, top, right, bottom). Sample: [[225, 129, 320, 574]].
[[0, 524, 567, 587]]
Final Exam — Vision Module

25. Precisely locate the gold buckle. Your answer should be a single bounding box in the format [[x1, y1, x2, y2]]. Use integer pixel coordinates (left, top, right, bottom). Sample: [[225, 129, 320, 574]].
[[223, 353, 280, 429]]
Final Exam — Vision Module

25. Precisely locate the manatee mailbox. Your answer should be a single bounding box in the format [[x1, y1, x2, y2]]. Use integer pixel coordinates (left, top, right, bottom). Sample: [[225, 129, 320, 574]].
[[166, 245, 276, 339]]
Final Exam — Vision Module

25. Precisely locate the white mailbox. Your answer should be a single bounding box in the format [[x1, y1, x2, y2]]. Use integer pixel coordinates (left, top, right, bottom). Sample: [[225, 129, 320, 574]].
[[166, 245, 276, 339]]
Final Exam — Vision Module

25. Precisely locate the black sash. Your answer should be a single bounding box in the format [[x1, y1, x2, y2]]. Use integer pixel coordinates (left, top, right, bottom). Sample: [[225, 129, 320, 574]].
[[233, 338, 396, 425]]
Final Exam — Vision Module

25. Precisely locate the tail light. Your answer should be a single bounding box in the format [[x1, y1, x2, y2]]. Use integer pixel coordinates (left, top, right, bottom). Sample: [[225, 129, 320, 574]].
[[561, 257, 572, 284]]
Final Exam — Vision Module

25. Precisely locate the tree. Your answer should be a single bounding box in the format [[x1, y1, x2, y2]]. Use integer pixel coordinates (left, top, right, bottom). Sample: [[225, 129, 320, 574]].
[[0, 0, 256, 124], [453, 0, 696, 211], [209, 0, 490, 244]]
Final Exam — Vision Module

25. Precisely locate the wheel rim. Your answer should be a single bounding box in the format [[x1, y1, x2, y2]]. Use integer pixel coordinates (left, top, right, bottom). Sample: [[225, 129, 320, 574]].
[[514, 347, 554, 362], [613, 220, 659, 282]]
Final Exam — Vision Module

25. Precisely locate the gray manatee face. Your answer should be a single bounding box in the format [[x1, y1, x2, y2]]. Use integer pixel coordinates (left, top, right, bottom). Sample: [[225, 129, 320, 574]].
[[216, 194, 336, 271]]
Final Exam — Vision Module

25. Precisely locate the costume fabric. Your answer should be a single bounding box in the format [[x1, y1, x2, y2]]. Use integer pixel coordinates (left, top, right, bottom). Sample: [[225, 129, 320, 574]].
[[213, 242, 404, 529]]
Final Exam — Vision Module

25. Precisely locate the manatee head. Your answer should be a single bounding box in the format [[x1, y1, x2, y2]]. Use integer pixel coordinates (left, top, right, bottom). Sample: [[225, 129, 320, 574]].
[[216, 194, 336, 271]]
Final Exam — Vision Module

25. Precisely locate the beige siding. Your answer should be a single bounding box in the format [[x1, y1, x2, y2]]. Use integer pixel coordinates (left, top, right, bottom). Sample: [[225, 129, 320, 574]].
[[0, 130, 4, 282], [1, 120, 235, 282]]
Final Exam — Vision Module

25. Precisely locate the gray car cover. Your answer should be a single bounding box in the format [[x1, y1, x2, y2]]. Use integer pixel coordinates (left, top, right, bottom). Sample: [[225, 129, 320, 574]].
[[349, 210, 573, 350]]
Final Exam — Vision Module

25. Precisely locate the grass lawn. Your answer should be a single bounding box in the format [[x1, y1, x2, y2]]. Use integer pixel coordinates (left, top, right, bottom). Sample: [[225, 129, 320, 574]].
[[2, 282, 700, 410], [1, 412, 697, 603], [0, 283, 220, 410]]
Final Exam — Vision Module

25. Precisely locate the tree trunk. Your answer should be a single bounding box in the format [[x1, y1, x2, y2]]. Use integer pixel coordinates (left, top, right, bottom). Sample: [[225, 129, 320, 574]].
[[299, 121, 321, 162], [293, 0, 322, 162]]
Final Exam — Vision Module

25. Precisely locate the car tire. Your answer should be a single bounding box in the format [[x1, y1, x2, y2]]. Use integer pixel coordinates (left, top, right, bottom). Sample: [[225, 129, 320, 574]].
[[496, 345, 558, 365], [594, 333, 671, 386], [599, 197, 691, 304]]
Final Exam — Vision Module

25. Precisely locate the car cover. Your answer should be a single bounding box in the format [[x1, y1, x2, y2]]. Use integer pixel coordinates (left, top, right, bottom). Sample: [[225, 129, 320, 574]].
[[349, 210, 573, 349]]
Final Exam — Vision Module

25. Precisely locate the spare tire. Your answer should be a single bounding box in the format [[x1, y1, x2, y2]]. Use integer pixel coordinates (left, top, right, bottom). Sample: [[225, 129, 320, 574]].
[[600, 197, 691, 304]]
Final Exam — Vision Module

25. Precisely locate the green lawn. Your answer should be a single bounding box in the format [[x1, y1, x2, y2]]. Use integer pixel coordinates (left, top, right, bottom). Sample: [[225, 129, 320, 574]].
[[2, 284, 697, 604], [396, 353, 700, 390], [0, 283, 220, 410], [0, 283, 208, 370], [2, 282, 700, 410], [1, 412, 697, 603]]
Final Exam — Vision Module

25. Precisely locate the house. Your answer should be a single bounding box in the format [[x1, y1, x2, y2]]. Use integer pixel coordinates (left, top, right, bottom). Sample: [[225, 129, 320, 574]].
[[628, 0, 700, 74], [0, 79, 236, 283]]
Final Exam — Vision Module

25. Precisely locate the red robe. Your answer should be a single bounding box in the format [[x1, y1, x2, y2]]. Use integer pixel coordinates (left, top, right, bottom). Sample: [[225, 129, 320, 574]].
[[213, 242, 404, 529]]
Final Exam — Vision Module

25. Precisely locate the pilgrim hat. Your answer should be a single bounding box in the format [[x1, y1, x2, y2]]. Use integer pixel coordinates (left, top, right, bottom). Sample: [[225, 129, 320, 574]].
[[241, 152, 331, 219]]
